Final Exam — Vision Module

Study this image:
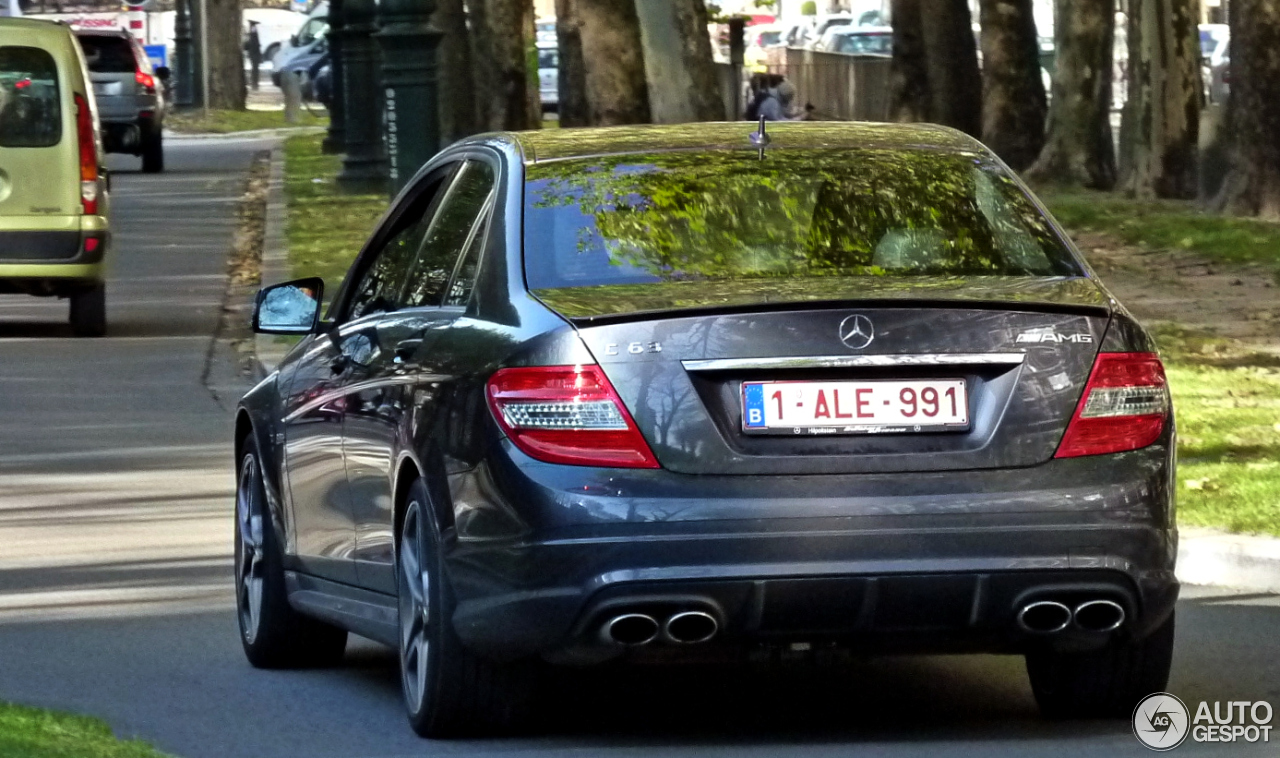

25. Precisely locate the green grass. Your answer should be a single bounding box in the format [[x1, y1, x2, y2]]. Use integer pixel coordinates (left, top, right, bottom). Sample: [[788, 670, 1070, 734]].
[[1144, 324, 1280, 536], [283, 134, 387, 289], [1042, 189, 1280, 271], [0, 702, 172, 758], [167, 108, 329, 134]]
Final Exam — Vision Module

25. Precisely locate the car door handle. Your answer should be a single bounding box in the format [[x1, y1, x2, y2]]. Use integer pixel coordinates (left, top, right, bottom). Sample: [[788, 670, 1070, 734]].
[[393, 339, 425, 364]]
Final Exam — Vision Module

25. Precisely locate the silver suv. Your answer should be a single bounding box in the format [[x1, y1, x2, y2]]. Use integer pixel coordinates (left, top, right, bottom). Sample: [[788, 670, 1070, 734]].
[[74, 30, 167, 173]]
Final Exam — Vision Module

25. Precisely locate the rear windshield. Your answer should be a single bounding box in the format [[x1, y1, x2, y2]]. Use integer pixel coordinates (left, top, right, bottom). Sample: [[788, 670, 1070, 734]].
[[523, 149, 1084, 314], [0, 46, 61, 148], [78, 35, 137, 73], [836, 32, 892, 55]]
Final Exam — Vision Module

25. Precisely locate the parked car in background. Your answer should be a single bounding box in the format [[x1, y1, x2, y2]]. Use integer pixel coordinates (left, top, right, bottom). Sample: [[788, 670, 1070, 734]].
[[820, 26, 893, 56], [244, 7, 308, 65], [745, 23, 783, 71], [276, 37, 327, 101], [237, 122, 1178, 738], [537, 43, 557, 112], [1200, 23, 1229, 104], [0, 18, 110, 336], [74, 29, 166, 173], [269, 2, 327, 80]]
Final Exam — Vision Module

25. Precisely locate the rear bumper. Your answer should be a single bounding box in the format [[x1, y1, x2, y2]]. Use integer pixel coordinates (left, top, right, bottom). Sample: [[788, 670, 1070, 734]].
[[0, 217, 108, 292], [443, 440, 1179, 662]]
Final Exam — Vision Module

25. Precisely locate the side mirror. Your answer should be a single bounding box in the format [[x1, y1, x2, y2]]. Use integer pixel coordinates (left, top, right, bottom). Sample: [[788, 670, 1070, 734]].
[[253, 277, 324, 335], [154, 66, 170, 81], [290, 34, 299, 46]]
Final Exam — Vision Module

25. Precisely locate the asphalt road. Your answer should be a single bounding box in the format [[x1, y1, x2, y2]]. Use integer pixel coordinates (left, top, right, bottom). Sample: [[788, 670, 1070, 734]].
[[0, 139, 1278, 758]]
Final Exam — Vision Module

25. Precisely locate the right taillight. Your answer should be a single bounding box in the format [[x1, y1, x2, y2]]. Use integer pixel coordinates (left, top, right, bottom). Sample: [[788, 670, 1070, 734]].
[[1055, 352, 1169, 458], [486, 365, 660, 469], [74, 93, 99, 215]]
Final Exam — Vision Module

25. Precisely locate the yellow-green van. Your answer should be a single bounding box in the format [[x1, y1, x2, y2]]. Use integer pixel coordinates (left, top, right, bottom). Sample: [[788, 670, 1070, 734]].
[[0, 18, 109, 336]]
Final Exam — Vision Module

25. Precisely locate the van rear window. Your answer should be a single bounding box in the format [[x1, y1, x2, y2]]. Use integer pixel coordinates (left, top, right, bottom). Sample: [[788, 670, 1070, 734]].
[[0, 46, 61, 148], [522, 149, 1084, 316]]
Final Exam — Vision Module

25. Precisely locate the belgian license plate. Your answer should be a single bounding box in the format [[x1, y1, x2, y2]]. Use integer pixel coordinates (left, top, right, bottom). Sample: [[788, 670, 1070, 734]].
[[742, 379, 969, 435]]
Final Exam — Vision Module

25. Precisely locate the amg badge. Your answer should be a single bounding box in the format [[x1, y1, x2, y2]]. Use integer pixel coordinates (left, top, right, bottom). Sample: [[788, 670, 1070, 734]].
[[1016, 331, 1094, 344]]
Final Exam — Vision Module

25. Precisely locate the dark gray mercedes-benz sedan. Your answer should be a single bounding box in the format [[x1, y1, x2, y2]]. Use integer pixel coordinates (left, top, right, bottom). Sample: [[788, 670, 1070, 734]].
[[234, 122, 1177, 738]]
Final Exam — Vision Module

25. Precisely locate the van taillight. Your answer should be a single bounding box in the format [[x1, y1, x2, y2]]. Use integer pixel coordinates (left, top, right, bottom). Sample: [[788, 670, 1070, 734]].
[[1055, 352, 1169, 458], [74, 93, 98, 215], [486, 365, 660, 468]]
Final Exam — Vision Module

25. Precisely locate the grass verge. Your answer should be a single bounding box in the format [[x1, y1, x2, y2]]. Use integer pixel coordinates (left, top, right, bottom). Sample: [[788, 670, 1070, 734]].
[[167, 108, 329, 134], [283, 134, 386, 290], [0, 702, 171, 758], [1146, 325, 1280, 536], [1042, 189, 1280, 273]]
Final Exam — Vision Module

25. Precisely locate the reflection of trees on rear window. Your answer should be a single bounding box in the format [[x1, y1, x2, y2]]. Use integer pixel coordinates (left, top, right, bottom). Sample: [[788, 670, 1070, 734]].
[[0, 47, 61, 148], [77, 35, 136, 73], [523, 149, 1082, 294]]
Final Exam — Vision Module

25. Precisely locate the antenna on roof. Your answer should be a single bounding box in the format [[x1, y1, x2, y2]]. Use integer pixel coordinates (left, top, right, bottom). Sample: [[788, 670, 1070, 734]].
[[749, 114, 770, 159]]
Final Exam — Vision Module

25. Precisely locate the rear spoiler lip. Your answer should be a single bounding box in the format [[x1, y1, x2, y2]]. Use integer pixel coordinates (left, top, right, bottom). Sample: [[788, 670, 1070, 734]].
[[559, 297, 1113, 329]]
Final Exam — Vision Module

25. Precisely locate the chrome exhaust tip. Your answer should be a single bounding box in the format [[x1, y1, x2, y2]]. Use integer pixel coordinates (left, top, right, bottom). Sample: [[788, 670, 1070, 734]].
[[664, 610, 719, 644], [603, 613, 659, 646], [1017, 600, 1072, 634], [1073, 599, 1126, 632]]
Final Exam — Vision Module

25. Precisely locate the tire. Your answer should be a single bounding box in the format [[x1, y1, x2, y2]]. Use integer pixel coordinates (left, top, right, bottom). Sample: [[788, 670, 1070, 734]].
[[236, 436, 348, 669], [1026, 611, 1176, 718], [398, 478, 537, 738], [69, 284, 106, 337], [141, 127, 164, 173]]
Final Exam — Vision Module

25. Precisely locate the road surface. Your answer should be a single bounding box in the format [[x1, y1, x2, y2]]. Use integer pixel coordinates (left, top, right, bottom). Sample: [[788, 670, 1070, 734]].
[[0, 139, 1276, 758]]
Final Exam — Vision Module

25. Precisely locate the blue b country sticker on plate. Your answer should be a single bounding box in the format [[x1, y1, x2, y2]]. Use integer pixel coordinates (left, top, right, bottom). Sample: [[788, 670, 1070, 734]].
[[743, 382, 766, 428]]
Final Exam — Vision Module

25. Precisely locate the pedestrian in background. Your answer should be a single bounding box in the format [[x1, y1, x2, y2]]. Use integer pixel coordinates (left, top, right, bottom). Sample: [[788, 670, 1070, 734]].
[[245, 21, 262, 91]]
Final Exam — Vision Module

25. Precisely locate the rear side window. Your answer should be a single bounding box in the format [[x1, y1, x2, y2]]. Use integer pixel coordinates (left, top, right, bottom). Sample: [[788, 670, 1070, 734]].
[[0, 46, 61, 148], [77, 35, 137, 74], [523, 148, 1084, 315], [404, 161, 496, 308]]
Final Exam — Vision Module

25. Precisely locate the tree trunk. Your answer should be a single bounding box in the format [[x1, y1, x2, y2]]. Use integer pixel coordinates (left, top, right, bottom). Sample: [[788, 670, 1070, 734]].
[[436, 0, 478, 143], [889, 0, 930, 123], [979, 0, 1046, 170], [206, 0, 244, 109], [1211, 0, 1280, 218], [571, 0, 650, 125], [890, 0, 981, 136], [635, 0, 723, 123], [920, 0, 982, 136], [467, 0, 539, 131], [1119, 0, 1200, 198], [555, 0, 590, 126], [1025, 0, 1116, 190]]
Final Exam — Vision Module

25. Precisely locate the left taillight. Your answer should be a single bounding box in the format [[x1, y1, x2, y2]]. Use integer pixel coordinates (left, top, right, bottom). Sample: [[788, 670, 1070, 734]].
[[486, 365, 660, 469], [1055, 352, 1170, 458], [74, 93, 98, 215]]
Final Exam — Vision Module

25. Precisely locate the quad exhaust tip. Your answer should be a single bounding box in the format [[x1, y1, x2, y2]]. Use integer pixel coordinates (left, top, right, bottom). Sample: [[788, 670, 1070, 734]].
[[1073, 599, 1126, 632], [664, 611, 719, 644], [603, 613, 659, 646], [1017, 600, 1072, 634]]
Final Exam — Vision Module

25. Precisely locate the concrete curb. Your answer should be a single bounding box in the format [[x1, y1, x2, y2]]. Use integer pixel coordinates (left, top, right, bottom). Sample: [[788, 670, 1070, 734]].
[[1177, 528, 1280, 593], [253, 145, 292, 379], [165, 126, 327, 141]]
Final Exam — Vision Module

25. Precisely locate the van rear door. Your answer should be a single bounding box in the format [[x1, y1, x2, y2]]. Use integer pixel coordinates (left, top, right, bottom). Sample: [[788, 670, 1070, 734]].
[[0, 40, 81, 259]]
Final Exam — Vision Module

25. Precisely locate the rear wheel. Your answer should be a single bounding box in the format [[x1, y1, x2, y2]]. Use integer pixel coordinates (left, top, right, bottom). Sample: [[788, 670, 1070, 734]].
[[236, 436, 348, 668], [398, 478, 537, 738], [1026, 612, 1176, 718], [141, 127, 164, 173], [69, 284, 106, 337]]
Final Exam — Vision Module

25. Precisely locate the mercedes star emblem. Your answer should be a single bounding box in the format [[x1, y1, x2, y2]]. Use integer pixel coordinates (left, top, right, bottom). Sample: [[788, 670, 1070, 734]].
[[839, 314, 874, 350]]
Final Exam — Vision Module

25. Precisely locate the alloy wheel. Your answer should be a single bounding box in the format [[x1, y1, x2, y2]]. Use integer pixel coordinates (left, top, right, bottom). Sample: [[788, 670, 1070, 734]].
[[236, 453, 266, 644], [398, 500, 432, 714]]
